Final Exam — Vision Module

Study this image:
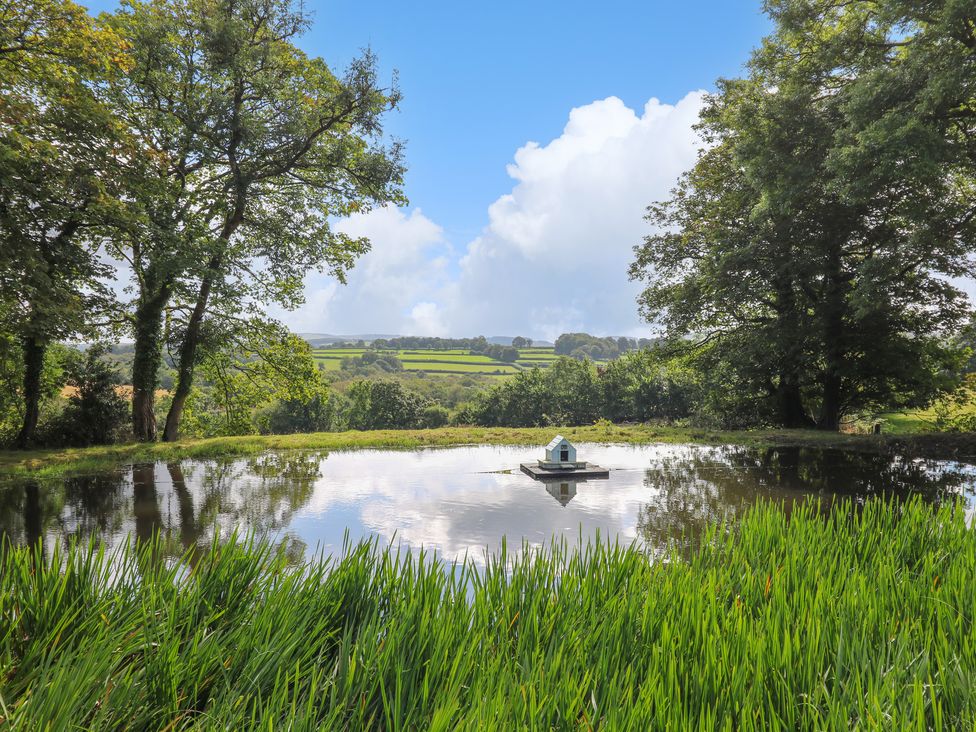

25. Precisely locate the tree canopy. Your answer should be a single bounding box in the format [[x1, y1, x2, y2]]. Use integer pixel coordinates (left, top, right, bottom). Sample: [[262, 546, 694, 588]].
[[100, 0, 405, 441], [0, 0, 129, 445], [631, 0, 976, 429]]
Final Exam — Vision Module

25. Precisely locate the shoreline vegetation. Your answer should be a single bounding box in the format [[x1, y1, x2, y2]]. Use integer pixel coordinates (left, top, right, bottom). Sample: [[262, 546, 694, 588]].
[[2, 499, 974, 727], [3, 425, 976, 480]]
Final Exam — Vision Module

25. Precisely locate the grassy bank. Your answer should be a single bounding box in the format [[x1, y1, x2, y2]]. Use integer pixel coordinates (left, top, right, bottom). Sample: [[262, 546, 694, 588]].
[[3, 424, 976, 480], [1, 500, 974, 728]]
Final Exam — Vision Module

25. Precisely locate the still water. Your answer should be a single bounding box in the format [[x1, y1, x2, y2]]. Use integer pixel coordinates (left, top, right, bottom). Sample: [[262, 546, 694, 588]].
[[2, 443, 975, 563]]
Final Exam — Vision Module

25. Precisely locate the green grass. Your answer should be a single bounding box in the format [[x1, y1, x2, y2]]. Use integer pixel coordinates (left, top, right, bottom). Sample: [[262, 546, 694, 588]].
[[313, 358, 342, 371], [2, 499, 974, 728], [882, 412, 937, 434], [880, 401, 976, 435], [3, 425, 976, 480]]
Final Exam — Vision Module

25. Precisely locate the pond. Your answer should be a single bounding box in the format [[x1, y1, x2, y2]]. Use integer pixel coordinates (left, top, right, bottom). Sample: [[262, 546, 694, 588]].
[[2, 443, 975, 564]]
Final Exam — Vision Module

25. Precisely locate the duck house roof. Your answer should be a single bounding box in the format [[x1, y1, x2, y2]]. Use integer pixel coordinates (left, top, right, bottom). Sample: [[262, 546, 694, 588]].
[[546, 435, 569, 450]]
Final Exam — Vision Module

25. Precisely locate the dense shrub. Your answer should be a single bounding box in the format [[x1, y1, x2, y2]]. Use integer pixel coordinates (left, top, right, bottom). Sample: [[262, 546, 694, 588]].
[[37, 345, 128, 447], [344, 380, 437, 430], [463, 358, 599, 426], [258, 394, 343, 434], [462, 353, 700, 427], [420, 404, 450, 428], [474, 344, 519, 363]]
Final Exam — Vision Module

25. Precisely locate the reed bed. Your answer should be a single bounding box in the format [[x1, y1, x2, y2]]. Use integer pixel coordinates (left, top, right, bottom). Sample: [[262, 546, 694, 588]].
[[1, 499, 974, 729]]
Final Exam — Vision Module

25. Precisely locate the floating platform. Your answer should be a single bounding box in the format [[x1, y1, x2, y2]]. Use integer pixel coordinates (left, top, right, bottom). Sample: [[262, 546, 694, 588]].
[[520, 463, 610, 480]]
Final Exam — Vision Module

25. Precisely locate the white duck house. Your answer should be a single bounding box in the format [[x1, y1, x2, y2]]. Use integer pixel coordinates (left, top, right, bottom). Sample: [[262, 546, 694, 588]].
[[520, 435, 609, 479], [539, 435, 584, 470]]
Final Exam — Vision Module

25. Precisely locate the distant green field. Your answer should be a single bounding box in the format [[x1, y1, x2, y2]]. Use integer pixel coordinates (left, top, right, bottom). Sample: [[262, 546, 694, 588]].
[[310, 346, 549, 376], [306, 346, 614, 377], [881, 403, 976, 434]]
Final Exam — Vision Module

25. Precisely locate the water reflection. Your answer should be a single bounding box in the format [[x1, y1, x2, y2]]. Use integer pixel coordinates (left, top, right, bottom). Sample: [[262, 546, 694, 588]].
[[545, 480, 579, 506], [0, 452, 324, 560], [1, 444, 973, 564], [635, 446, 974, 549]]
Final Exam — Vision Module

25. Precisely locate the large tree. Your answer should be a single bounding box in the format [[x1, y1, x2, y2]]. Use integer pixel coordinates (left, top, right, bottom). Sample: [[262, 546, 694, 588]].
[[0, 0, 128, 446], [105, 0, 404, 441], [632, 0, 976, 430]]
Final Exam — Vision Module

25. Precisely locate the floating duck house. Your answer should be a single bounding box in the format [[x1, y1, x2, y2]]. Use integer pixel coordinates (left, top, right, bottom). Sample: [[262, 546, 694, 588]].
[[520, 435, 609, 480]]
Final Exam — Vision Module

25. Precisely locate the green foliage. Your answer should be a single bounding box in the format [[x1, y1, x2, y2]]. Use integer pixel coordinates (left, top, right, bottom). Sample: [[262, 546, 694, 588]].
[[370, 336, 492, 350], [0, 331, 23, 443], [380, 373, 490, 409], [38, 345, 128, 447], [0, 0, 130, 444], [102, 0, 405, 439], [258, 394, 343, 435], [630, 0, 976, 430], [464, 357, 601, 427], [0, 341, 73, 447], [460, 353, 699, 427], [554, 332, 622, 360], [599, 350, 699, 423], [420, 404, 450, 428], [344, 380, 438, 430], [929, 374, 976, 432], [178, 324, 328, 438], [476, 343, 519, 363], [2, 499, 975, 727], [339, 351, 404, 375]]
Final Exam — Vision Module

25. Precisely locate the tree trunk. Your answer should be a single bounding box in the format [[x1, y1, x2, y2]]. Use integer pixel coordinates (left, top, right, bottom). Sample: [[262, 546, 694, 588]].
[[163, 198, 242, 442], [163, 269, 217, 442], [777, 376, 814, 428], [132, 463, 162, 544], [24, 480, 42, 551], [820, 369, 842, 431], [769, 251, 814, 430], [818, 247, 845, 431], [131, 292, 169, 442], [15, 336, 46, 448]]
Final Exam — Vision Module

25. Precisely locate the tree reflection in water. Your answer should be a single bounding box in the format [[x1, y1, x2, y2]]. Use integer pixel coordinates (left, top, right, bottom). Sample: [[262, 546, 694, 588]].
[[2, 445, 973, 563], [0, 452, 322, 562], [0, 481, 47, 550], [62, 470, 130, 543], [637, 446, 975, 552]]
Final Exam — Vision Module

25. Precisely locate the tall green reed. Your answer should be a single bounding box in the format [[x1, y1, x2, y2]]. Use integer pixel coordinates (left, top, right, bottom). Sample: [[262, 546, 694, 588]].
[[1, 498, 974, 729]]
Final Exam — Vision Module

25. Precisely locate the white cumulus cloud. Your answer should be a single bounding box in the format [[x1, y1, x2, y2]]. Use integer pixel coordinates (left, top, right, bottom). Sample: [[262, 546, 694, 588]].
[[270, 205, 450, 335], [277, 91, 707, 339], [439, 92, 707, 339]]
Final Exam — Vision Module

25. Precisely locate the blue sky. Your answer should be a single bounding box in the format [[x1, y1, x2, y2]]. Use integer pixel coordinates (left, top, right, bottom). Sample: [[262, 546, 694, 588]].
[[300, 0, 770, 245], [88, 0, 771, 338]]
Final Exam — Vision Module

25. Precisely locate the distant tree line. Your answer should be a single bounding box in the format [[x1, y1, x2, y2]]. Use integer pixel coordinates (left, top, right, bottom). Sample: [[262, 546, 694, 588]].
[[364, 336, 536, 354], [454, 354, 698, 428], [554, 334, 656, 361], [333, 333, 658, 364], [367, 337, 490, 350]]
